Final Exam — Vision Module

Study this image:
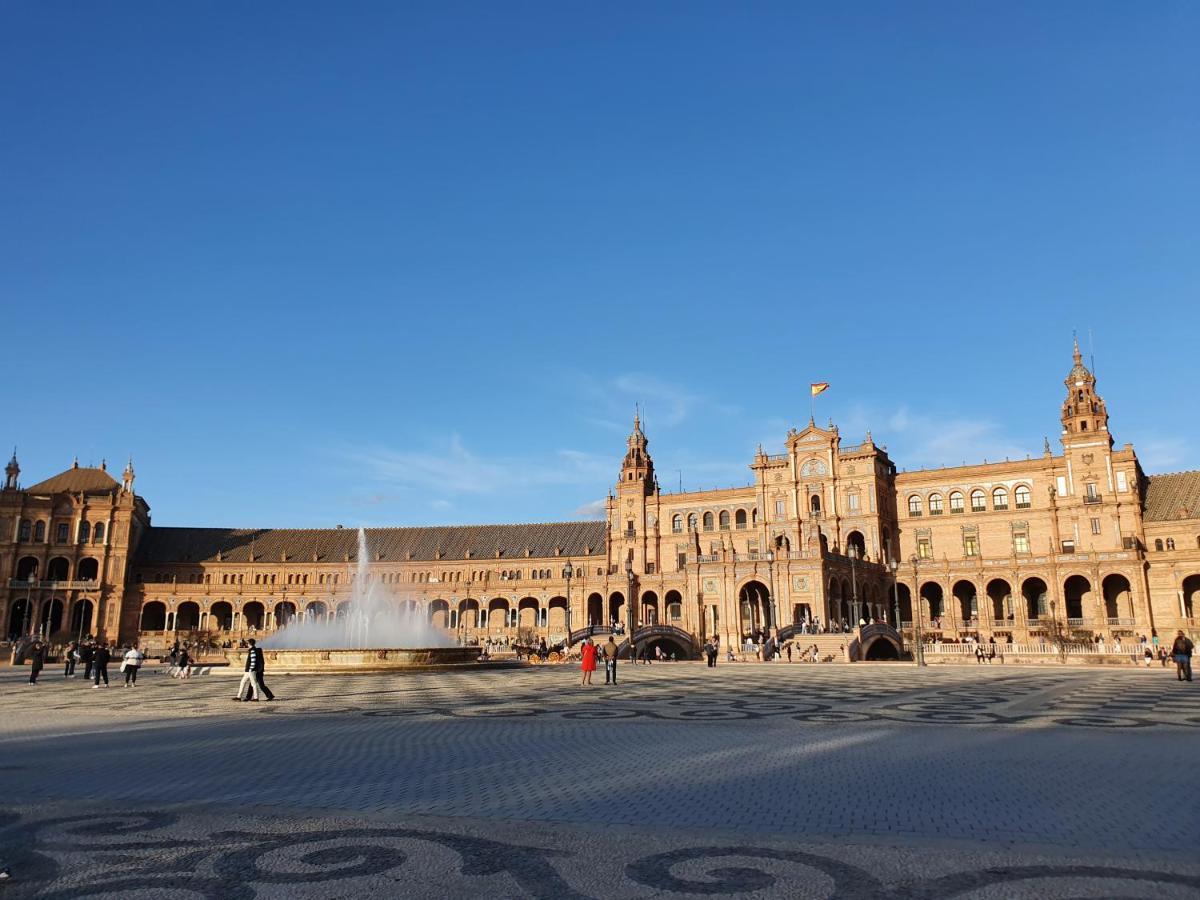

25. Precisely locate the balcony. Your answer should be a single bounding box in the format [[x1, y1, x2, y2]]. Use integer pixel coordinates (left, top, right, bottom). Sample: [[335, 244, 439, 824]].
[[623, 529, 637, 539], [7, 578, 99, 590], [1106, 617, 1135, 626], [1083, 495, 1102, 505]]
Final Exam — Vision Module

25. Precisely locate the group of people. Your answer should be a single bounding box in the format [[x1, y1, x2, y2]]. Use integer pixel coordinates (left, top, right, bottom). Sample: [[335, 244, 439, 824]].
[[577, 635, 622, 686], [23, 637, 145, 687]]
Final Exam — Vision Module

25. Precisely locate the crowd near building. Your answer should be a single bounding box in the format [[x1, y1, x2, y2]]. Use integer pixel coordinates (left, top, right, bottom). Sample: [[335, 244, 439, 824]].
[[2, 343, 1198, 659]]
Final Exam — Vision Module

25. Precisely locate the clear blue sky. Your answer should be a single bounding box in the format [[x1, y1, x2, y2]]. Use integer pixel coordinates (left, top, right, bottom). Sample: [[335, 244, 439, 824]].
[[2, 2, 1197, 528]]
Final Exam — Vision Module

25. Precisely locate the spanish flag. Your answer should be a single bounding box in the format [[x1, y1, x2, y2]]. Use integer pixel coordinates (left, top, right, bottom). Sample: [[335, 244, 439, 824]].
[[810, 382, 830, 397]]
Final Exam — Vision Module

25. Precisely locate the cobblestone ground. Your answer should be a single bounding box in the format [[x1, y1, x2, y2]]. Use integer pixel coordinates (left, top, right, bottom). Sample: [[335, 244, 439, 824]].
[[1, 662, 1197, 898]]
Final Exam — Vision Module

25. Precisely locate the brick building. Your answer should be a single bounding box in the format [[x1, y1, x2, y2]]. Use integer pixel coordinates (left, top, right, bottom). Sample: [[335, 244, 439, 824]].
[[3, 343, 1198, 657]]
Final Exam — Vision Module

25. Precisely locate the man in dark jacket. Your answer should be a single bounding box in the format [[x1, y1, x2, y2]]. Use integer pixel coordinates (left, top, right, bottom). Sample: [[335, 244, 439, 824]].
[[235, 639, 274, 701], [27, 641, 46, 684], [92, 642, 111, 687], [80, 641, 95, 680], [1171, 631, 1194, 682]]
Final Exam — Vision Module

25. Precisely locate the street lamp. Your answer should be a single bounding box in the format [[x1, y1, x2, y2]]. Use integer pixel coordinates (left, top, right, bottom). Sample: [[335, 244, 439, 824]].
[[625, 557, 637, 660], [848, 544, 861, 627], [765, 549, 777, 641], [562, 560, 574, 646], [910, 555, 925, 666], [889, 557, 900, 633]]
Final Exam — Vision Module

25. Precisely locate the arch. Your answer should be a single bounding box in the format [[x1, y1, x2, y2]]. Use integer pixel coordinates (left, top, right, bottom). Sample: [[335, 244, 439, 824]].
[[517, 596, 539, 629], [735, 508, 747, 529], [304, 600, 329, 620], [665, 589, 683, 623], [630, 624, 700, 660], [39, 597, 65, 636], [992, 487, 1009, 510], [607, 591, 625, 626], [907, 495, 923, 516], [140, 601, 167, 631], [92, 522, 105, 543], [16, 556, 39, 581], [862, 634, 901, 660], [920, 581, 944, 622], [952, 580, 977, 622], [547, 596, 568, 633], [176, 601, 201, 631], [242, 601, 265, 630], [8, 598, 31, 638], [1022, 577, 1049, 620], [34, 520, 46, 542], [1155, 539, 1164, 552], [970, 489, 986, 512], [70, 598, 95, 636], [587, 592, 604, 626], [1101, 574, 1133, 620], [702, 511, 714, 531], [928, 493, 944, 515], [1014, 484, 1032, 508], [810, 494, 822, 514], [687, 513, 698, 531], [18, 519, 31, 542], [640, 590, 659, 626], [738, 579, 771, 636], [77, 557, 99, 581], [846, 530, 866, 557], [987, 579, 1013, 622], [948, 491, 964, 514], [429, 598, 450, 629], [671, 514, 683, 533], [46, 557, 70, 582], [1063, 575, 1091, 620], [273, 600, 297, 629], [487, 597, 510, 630], [210, 601, 234, 630], [78, 521, 90, 543], [458, 597, 480, 629], [895, 583, 912, 623], [1182, 574, 1200, 618]]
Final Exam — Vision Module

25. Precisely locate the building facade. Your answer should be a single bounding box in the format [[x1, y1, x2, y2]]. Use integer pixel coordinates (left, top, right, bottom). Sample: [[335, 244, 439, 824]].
[[3, 344, 1199, 657]]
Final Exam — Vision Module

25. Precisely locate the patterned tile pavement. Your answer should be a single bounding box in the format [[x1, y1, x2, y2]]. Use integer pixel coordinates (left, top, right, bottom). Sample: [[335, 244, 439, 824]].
[[0, 661, 1197, 897]]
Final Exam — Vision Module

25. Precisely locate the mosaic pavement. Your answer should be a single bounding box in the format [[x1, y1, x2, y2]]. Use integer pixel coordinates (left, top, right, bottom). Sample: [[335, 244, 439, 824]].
[[0, 662, 1196, 897]]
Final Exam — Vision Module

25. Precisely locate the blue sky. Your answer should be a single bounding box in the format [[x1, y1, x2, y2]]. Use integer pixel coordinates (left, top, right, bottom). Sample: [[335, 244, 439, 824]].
[[2, 2, 1197, 528]]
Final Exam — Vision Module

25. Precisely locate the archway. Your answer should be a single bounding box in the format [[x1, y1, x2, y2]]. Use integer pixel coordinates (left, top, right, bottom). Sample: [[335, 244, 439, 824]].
[[1022, 577, 1049, 621], [140, 601, 167, 631], [587, 592, 604, 627], [1183, 575, 1200, 619], [664, 590, 683, 625], [640, 590, 659, 626], [71, 598, 95, 636], [920, 582, 944, 624], [273, 601, 297, 629], [15, 556, 38, 581], [547, 596, 568, 634], [459, 598, 480, 630], [863, 636, 901, 660], [642, 637, 690, 661], [429, 599, 450, 629], [243, 601, 265, 630], [607, 592, 625, 627], [77, 557, 99, 581], [738, 580, 770, 637], [176, 601, 201, 631], [895, 583, 912, 624], [304, 600, 328, 621], [487, 597, 510, 631], [1063, 575, 1092, 621], [953, 580, 978, 623], [846, 530, 866, 558], [39, 598, 64, 636], [8, 598, 31, 638], [517, 597, 539, 630], [987, 579, 1013, 622], [1101, 574, 1133, 621], [210, 601, 234, 631], [46, 557, 69, 582]]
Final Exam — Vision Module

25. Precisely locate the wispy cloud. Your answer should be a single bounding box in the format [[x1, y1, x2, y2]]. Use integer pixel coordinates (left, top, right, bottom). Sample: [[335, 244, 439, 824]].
[[1136, 437, 1188, 472], [885, 406, 1030, 469], [574, 499, 607, 519], [570, 371, 738, 431]]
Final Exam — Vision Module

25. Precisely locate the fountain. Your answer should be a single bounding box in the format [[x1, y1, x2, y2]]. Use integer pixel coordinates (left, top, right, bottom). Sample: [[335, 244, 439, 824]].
[[234, 528, 480, 673]]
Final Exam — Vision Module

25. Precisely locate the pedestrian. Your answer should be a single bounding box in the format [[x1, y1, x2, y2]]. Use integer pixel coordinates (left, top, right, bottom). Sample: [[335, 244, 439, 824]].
[[92, 642, 111, 687], [123, 644, 144, 686], [176, 645, 192, 680], [27, 641, 46, 685], [80, 640, 95, 681], [786, 642, 793, 663], [579, 637, 597, 687], [1170, 630, 1193, 683], [1144, 646, 1154, 668], [64, 640, 78, 678], [603, 635, 619, 685], [235, 638, 267, 701]]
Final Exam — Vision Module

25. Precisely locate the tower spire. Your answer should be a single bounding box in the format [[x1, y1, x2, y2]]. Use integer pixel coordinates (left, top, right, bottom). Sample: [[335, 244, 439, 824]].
[[4, 447, 18, 491]]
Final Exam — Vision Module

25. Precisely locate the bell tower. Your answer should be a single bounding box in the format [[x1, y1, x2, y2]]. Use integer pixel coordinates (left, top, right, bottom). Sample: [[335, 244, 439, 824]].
[[619, 412, 655, 496], [3, 449, 18, 491], [1061, 339, 1111, 448]]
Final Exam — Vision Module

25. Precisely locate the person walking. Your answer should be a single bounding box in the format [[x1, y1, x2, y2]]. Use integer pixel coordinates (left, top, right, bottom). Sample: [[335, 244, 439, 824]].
[[579, 637, 597, 687], [1171, 630, 1193, 682], [64, 641, 78, 678], [27, 641, 46, 685], [603, 635, 619, 685], [175, 645, 192, 680], [123, 645, 144, 686], [235, 638, 268, 701], [80, 640, 95, 681], [92, 642, 111, 688]]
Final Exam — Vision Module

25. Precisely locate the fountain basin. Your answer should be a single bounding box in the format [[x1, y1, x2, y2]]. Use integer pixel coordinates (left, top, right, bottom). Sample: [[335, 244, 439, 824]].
[[231, 646, 482, 674]]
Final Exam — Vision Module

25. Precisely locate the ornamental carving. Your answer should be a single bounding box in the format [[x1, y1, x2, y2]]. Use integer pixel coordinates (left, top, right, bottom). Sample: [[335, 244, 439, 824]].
[[800, 459, 827, 477]]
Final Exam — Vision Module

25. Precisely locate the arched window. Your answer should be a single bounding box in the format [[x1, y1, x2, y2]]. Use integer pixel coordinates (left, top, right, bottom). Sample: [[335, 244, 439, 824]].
[[907, 495, 923, 516], [928, 494, 944, 515], [78, 521, 90, 542], [687, 513, 698, 531], [718, 511, 730, 530], [1166, 538, 1175, 551], [810, 494, 822, 514], [18, 519, 31, 542], [35, 520, 46, 541], [1015, 485, 1031, 509], [735, 509, 747, 529], [970, 490, 986, 512], [992, 487, 1009, 510], [949, 492, 964, 514], [671, 515, 682, 534], [702, 512, 714, 532], [92, 522, 104, 543]]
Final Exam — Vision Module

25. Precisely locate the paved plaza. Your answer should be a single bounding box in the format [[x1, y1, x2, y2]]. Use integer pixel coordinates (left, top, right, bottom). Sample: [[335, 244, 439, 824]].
[[0, 661, 1197, 898]]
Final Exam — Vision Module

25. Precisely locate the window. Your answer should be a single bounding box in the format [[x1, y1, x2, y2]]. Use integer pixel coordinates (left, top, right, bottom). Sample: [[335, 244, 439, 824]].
[[718, 511, 730, 530], [928, 494, 944, 516], [774, 500, 785, 518], [992, 488, 1008, 511], [1015, 485, 1031, 509], [971, 490, 986, 513], [949, 492, 964, 514], [1061, 540, 1075, 554], [702, 512, 714, 532], [1085, 482, 1099, 503], [668, 602, 682, 621], [18, 519, 31, 542], [1116, 471, 1128, 492], [687, 513, 697, 531], [810, 494, 822, 514], [56, 523, 69, 543], [735, 509, 747, 529], [93, 522, 104, 543], [1090, 518, 1101, 535], [1013, 534, 1030, 554], [917, 537, 932, 559], [677, 552, 687, 571], [671, 515, 682, 534], [1166, 537, 1176, 551], [78, 521, 89, 542], [964, 535, 978, 557], [847, 492, 860, 512], [908, 495, 923, 516]]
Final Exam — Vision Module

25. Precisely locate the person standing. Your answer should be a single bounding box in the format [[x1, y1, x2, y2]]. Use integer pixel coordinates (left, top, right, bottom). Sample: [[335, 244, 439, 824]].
[[579, 637, 597, 687], [92, 642, 111, 688], [123, 645, 144, 686], [1170, 631, 1193, 683], [27, 641, 46, 685], [64, 641, 78, 678], [80, 640, 95, 681], [603, 635, 619, 685]]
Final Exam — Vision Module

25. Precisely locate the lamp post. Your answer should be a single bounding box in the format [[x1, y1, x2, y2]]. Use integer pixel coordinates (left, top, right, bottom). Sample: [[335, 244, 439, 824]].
[[889, 557, 900, 633], [848, 544, 861, 627], [910, 555, 925, 666], [562, 560, 574, 646], [625, 557, 637, 660], [765, 549, 777, 641]]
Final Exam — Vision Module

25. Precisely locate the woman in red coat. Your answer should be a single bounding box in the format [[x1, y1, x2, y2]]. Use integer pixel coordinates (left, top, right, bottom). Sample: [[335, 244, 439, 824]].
[[580, 638, 597, 686]]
